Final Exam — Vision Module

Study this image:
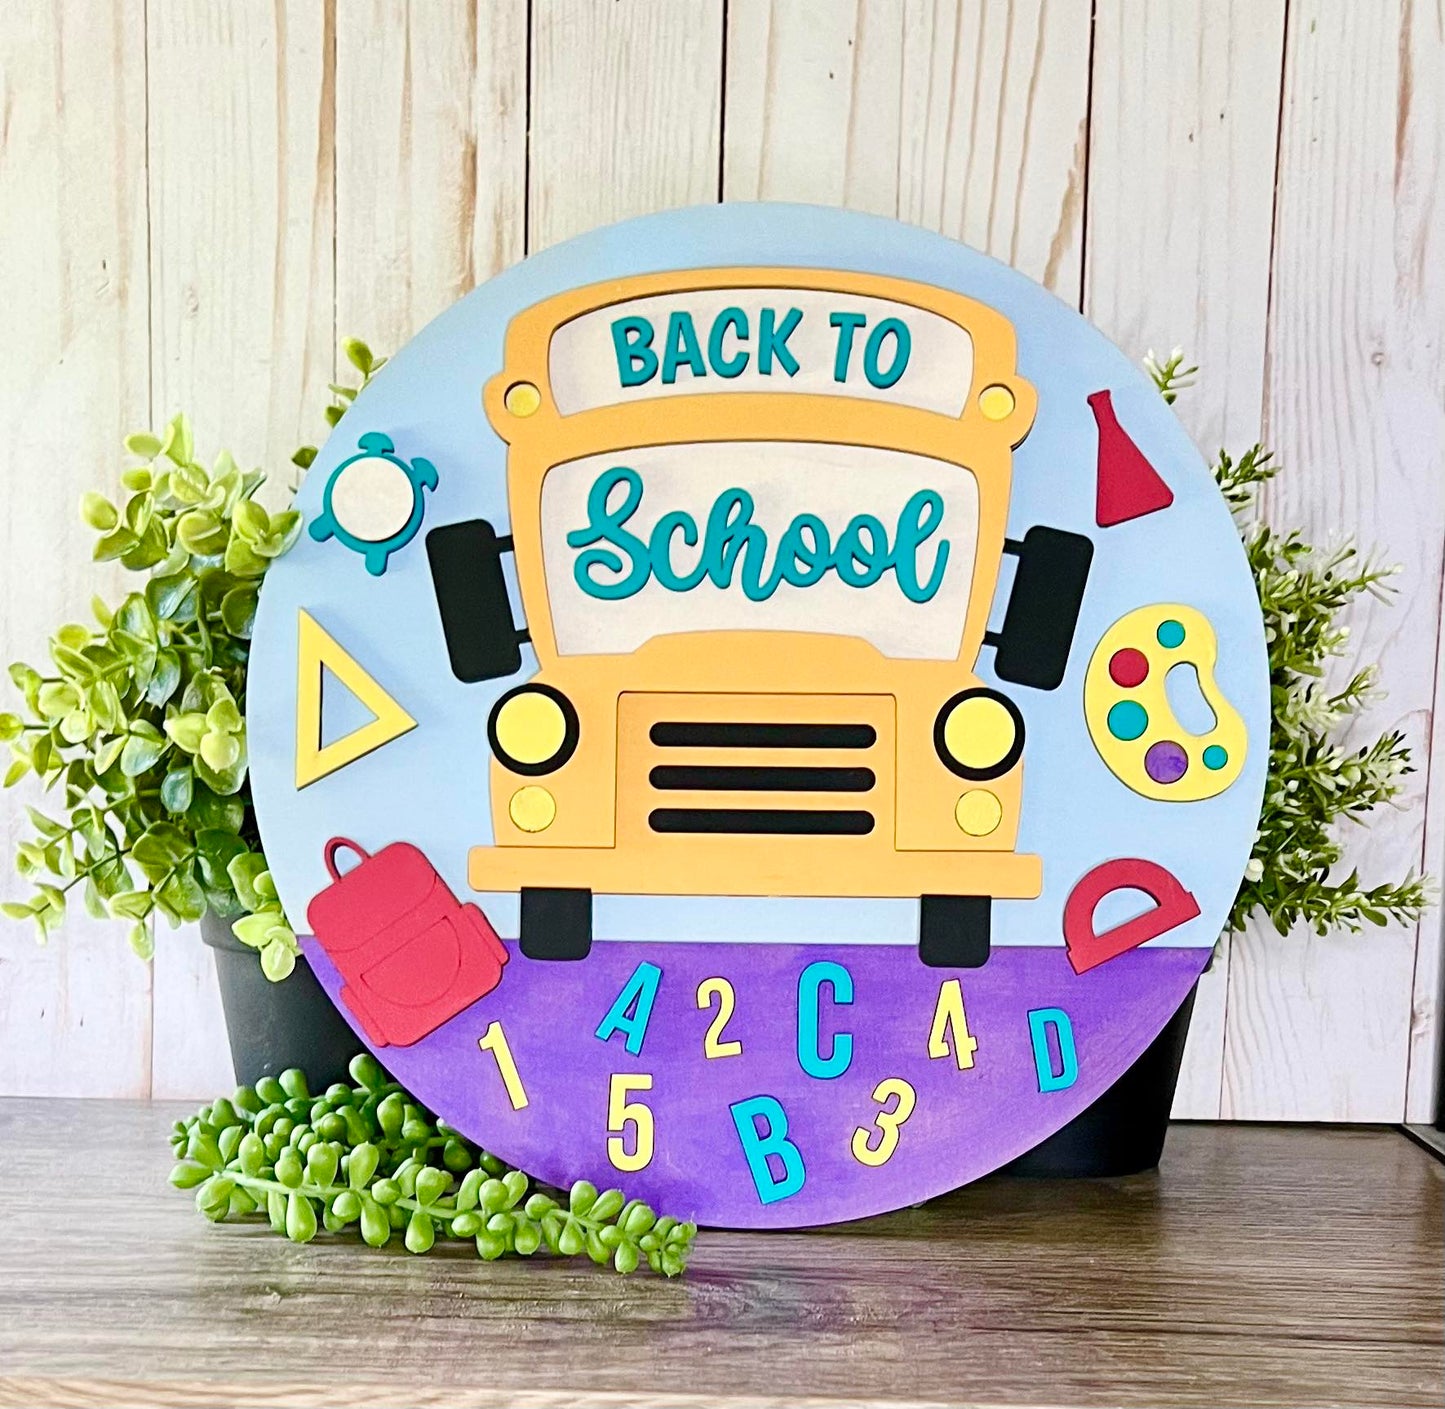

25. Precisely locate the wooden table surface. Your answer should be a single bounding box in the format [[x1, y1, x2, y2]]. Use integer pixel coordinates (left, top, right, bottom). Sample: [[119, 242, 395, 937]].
[[0, 1100, 1440, 1409]]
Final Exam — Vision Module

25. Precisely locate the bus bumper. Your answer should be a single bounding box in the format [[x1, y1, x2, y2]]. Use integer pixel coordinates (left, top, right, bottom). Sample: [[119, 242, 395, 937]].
[[468, 840, 1042, 901]]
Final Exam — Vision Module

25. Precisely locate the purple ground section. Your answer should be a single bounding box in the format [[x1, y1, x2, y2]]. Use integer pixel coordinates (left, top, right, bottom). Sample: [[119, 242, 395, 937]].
[[303, 936, 1207, 1229]]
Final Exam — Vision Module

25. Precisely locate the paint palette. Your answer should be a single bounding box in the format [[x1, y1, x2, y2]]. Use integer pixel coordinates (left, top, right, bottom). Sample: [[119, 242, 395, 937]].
[[246, 205, 1268, 1228], [1083, 603, 1249, 802]]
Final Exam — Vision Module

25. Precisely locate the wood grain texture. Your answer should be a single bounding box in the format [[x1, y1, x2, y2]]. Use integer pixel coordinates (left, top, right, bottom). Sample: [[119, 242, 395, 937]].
[[0, 1101, 1440, 1408], [144, 0, 336, 1099], [0, 1, 154, 1098], [724, 0, 1091, 298], [1410, 593, 1445, 1121], [1085, 0, 1285, 462], [335, 0, 527, 357], [1083, 0, 1287, 1119], [1226, 0, 1445, 1122], [1402, 5, 1445, 1126], [527, 0, 723, 252]]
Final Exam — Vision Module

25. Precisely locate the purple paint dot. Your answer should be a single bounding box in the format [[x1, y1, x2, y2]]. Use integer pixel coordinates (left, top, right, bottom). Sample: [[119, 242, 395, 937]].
[[1145, 740, 1189, 784]]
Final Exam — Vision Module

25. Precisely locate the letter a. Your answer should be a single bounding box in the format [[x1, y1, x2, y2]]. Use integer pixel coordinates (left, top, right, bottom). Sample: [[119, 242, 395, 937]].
[[594, 961, 662, 1056]]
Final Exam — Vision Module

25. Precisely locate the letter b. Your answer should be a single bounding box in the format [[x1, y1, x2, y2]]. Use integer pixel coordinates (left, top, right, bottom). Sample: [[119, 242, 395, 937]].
[[730, 1095, 806, 1205], [611, 316, 658, 387]]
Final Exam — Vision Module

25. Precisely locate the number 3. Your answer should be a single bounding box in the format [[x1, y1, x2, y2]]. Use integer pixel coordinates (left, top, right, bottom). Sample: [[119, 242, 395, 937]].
[[851, 1077, 916, 1167], [696, 976, 743, 1058], [607, 1073, 655, 1172]]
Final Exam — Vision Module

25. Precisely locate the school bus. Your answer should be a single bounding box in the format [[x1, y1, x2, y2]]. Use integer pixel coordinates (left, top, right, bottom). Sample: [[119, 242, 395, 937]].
[[427, 269, 1092, 966]]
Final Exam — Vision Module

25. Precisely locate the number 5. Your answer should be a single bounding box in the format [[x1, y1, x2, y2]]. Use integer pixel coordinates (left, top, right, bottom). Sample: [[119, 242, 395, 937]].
[[607, 1073, 655, 1172]]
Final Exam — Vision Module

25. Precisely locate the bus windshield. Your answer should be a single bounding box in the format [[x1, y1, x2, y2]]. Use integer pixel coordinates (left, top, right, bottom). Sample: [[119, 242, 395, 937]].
[[539, 442, 979, 661]]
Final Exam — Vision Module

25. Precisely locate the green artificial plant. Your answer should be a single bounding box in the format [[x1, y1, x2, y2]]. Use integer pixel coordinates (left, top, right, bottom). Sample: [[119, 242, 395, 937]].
[[1, 340, 384, 979], [1145, 349, 1429, 936]]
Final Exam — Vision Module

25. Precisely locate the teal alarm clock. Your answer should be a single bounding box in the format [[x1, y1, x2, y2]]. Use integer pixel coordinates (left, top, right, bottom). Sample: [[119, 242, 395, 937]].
[[308, 431, 438, 575]]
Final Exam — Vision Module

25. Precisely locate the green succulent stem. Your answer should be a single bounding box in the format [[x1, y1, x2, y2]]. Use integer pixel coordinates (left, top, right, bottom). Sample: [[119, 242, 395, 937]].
[[170, 1056, 697, 1276]]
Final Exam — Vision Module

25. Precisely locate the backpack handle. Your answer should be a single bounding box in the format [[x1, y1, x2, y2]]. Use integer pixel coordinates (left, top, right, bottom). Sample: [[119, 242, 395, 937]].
[[324, 837, 371, 882]]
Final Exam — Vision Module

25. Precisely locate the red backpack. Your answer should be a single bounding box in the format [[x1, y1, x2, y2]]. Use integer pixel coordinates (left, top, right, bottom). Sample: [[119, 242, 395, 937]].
[[307, 838, 508, 1047]]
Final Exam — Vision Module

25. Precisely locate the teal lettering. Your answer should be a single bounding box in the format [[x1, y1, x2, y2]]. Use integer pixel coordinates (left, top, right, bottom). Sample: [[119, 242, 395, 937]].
[[651, 510, 706, 591], [611, 316, 657, 388], [891, 490, 949, 601], [564, 466, 651, 599], [696, 488, 754, 595], [1028, 1008, 1078, 1093], [567, 467, 952, 606], [758, 307, 802, 376], [782, 513, 830, 587], [829, 311, 867, 382], [833, 514, 889, 589], [864, 318, 911, 388], [730, 1095, 806, 1204], [595, 961, 662, 1056], [708, 307, 749, 378], [661, 311, 707, 385], [796, 961, 853, 1079]]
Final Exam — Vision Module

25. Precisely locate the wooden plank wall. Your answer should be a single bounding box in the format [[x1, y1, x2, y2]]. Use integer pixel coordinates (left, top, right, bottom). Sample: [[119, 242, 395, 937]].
[[1, 0, 1440, 1122]]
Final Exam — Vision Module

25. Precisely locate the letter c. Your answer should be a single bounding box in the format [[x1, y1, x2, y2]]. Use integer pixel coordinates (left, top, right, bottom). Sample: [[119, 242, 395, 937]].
[[708, 306, 750, 378], [796, 960, 854, 1079]]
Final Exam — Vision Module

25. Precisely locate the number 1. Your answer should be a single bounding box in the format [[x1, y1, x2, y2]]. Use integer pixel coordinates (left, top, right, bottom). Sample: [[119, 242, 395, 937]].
[[477, 1020, 528, 1110]]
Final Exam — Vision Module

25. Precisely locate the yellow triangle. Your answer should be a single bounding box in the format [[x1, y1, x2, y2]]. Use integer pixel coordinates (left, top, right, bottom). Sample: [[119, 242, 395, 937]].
[[295, 610, 417, 789]]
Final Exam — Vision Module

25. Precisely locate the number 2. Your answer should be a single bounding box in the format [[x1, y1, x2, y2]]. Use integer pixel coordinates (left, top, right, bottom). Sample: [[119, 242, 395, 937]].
[[607, 1073, 655, 1172], [851, 1077, 916, 1167], [696, 976, 743, 1058], [477, 1020, 528, 1110]]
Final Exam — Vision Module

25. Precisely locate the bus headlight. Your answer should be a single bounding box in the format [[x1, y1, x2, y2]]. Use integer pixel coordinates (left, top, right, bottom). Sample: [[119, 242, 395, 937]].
[[488, 684, 579, 776], [934, 689, 1024, 780]]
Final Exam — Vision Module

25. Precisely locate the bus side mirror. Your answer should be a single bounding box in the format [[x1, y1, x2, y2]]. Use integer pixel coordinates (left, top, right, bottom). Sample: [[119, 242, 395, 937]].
[[426, 519, 528, 683], [986, 526, 1094, 691]]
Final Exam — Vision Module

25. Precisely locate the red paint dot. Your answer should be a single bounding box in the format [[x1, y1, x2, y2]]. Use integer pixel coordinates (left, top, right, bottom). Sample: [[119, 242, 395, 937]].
[[1108, 648, 1149, 687]]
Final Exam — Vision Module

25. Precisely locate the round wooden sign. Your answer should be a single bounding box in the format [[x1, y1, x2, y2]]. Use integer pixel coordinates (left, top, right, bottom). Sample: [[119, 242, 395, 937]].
[[249, 204, 1268, 1228]]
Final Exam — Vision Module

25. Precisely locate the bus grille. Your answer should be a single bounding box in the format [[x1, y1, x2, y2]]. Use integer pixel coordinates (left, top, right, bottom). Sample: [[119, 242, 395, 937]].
[[619, 698, 892, 839]]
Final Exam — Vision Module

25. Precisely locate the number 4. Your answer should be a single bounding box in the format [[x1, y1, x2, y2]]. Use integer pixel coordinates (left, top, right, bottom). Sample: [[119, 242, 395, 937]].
[[928, 978, 978, 1069]]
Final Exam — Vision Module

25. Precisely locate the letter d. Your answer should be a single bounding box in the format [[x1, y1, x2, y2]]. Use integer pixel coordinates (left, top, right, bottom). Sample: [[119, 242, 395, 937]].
[[730, 1095, 806, 1205], [1028, 1007, 1079, 1092]]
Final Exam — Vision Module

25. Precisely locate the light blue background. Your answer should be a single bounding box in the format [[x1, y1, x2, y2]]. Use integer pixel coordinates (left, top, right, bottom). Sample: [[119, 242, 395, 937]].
[[248, 203, 1268, 950]]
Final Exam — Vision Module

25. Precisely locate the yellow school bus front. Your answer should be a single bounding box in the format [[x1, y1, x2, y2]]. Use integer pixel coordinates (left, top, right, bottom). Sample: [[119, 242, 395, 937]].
[[470, 269, 1041, 907]]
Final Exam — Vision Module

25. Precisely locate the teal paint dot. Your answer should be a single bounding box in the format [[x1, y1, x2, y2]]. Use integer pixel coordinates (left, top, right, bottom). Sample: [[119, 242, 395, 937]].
[[1156, 619, 1186, 649], [1107, 700, 1149, 742], [1203, 744, 1228, 770]]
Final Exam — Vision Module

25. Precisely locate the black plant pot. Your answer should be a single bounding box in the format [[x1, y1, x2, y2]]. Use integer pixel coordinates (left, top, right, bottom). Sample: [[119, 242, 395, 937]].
[[200, 910, 359, 1089], [1001, 984, 1197, 1178]]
